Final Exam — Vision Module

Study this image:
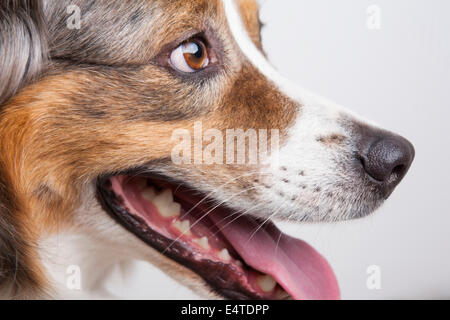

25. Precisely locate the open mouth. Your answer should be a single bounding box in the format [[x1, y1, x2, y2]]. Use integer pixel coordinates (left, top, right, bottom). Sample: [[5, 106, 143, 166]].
[[97, 174, 340, 300]]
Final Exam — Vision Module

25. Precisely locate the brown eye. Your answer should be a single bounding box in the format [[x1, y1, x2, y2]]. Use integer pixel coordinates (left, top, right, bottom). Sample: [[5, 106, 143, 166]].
[[170, 39, 209, 73]]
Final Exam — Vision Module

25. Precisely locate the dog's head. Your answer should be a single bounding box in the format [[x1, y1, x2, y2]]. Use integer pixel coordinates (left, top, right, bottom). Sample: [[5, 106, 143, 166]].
[[0, 0, 414, 299]]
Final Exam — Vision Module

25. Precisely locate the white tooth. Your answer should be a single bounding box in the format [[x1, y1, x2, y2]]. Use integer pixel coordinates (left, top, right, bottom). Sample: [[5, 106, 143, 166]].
[[218, 249, 231, 262], [173, 220, 191, 236], [194, 237, 210, 250], [257, 274, 277, 293], [153, 189, 180, 218], [141, 187, 157, 201], [157, 202, 181, 218]]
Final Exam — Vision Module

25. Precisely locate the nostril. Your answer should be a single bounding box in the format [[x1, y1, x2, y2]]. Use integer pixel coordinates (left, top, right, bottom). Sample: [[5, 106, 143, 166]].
[[359, 153, 389, 182], [392, 164, 406, 177], [388, 164, 406, 184]]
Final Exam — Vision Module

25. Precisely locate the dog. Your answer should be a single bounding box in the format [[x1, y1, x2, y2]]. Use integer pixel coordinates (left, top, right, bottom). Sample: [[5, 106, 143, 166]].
[[0, 0, 414, 300]]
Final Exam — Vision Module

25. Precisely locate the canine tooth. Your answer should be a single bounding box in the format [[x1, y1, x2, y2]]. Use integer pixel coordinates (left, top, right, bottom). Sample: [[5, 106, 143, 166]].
[[158, 202, 181, 218], [153, 189, 180, 218], [173, 220, 191, 236], [257, 274, 277, 293], [218, 249, 231, 262], [194, 237, 210, 250], [141, 187, 157, 201]]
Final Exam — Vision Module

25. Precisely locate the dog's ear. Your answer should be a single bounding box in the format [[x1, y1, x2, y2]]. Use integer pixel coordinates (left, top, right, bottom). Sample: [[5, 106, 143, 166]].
[[0, 0, 48, 107]]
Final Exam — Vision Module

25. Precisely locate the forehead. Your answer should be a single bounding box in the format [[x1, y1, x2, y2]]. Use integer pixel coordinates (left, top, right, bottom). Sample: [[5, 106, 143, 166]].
[[47, 0, 261, 64], [149, 0, 262, 54], [154, 0, 260, 28]]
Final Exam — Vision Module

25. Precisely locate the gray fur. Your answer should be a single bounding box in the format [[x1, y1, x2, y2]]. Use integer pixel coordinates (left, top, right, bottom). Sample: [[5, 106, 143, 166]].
[[0, 0, 48, 107]]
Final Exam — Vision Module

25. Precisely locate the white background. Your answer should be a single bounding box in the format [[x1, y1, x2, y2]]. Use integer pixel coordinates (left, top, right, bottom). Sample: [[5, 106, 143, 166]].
[[106, 0, 450, 300], [260, 0, 450, 299]]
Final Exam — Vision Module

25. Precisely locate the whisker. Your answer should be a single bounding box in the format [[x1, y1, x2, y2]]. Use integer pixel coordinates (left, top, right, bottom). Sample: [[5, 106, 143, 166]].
[[162, 185, 261, 254], [274, 229, 283, 255], [244, 194, 297, 250], [211, 201, 267, 237], [179, 171, 270, 220], [244, 204, 284, 247]]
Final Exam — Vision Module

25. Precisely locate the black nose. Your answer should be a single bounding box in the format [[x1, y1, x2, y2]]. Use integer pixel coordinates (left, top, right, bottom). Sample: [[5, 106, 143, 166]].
[[358, 129, 415, 193]]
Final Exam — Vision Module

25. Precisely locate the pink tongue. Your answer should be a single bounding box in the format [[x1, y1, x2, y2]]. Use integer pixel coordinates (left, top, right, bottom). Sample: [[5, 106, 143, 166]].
[[209, 212, 340, 300]]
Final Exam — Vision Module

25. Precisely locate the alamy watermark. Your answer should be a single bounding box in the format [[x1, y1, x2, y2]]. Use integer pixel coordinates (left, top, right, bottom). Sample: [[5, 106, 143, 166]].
[[366, 265, 382, 290], [171, 121, 280, 166], [66, 5, 81, 30], [66, 265, 82, 290], [366, 5, 382, 30]]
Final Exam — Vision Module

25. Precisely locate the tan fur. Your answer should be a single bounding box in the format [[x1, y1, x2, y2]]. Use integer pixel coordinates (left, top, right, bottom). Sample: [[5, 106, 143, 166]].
[[236, 0, 264, 50]]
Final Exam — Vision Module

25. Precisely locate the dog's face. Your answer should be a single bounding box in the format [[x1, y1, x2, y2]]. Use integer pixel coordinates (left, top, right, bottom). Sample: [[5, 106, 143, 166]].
[[0, 0, 414, 299]]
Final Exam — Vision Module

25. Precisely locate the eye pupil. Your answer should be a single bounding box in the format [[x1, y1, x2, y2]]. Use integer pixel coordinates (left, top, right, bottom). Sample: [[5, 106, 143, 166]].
[[182, 40, 208, 70], [185, 42, 202, 58]]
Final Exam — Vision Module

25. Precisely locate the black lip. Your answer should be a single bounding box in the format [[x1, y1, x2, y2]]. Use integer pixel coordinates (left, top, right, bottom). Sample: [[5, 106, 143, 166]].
[[96, 175, 268, 300]]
